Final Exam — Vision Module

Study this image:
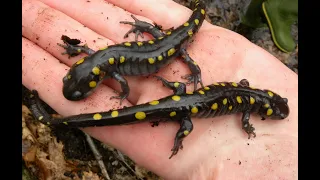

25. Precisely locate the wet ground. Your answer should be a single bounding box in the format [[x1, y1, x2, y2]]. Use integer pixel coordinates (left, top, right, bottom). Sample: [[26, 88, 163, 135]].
[[22, 0, 298, 180]]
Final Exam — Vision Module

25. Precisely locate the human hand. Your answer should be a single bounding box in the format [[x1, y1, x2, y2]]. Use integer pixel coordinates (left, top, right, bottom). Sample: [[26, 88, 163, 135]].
[[22, 0, 297, 179]]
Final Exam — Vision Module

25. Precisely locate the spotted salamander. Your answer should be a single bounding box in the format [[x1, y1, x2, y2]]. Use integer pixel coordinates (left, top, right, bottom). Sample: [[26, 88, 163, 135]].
[[28, 77, 290, 159], [59, 0, 206, 104]]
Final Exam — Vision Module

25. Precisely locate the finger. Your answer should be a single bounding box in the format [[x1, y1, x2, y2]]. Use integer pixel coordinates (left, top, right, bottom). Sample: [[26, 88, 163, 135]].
[[38, 0, 156, 43], [22, 0, 113, 67], [22, 0, 148, 104], [106, 0, 212, 30]]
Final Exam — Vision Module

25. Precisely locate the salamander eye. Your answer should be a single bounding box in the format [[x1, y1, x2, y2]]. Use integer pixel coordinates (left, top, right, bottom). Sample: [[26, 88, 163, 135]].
[[72, 91, 82, 99]]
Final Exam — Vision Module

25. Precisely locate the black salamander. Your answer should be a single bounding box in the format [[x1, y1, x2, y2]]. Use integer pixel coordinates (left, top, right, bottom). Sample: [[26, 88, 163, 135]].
[[59, 0, 206, 104], [28, 77, 290, 159]]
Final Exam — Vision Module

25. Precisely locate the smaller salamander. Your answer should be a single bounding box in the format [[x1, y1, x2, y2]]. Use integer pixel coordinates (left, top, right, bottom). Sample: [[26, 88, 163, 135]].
[[28, 77, 289, 159], [59, 0, 206, 105]]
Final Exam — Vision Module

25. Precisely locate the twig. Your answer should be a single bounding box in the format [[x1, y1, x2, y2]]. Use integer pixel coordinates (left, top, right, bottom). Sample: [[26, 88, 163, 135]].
[[84, 133, 110, 180]]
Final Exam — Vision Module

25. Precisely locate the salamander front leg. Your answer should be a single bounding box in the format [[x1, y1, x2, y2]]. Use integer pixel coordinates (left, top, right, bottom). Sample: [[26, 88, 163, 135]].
[[57, 35, 96, 58], [110, 72, 130, 105], [153, 75, 186, 95], [241, 111, 256, 139], [169, 116, 193, 159], [120, 15, 165, 41], [180, 48, 204, 91]]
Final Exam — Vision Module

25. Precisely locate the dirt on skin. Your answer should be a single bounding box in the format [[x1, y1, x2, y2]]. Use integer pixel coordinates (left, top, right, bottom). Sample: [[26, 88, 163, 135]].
[[22, 0, 298, 180]]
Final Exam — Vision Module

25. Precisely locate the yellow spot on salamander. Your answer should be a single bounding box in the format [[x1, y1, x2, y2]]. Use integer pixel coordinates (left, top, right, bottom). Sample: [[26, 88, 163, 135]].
[[213, 82, 219, 86], [38, 116, 43, 121], [135, 112, 146, 120], [148, 57, 155, 64], [148, 40, 154, 44], [250, 97, 255, 104], [158, 36, 164, 40], [236, 96, 242, 103], [67, 75, 71, 79], [99, 47, 108, 50], [184, 22, 189, 26], [186, 91, 193, 94], [220, 83, 226, 86], [111, 111, 119, 117], [228, 106, 233, 110], [232, 82, 238, 87], [170, 111, 176, 117], [223, 98, 228, 105], [268, 91, 274, 97], [204, 87, 210, 90], [172, 95, 181, 101], [120, 56, 125, 63], [264, 104, 270, 108], [211, 103, 218, 110], [93, 113, 102, 120], [108, 58, 115, 65], [157, 55, 163, 61], [183, 130, 190, 136], [137, 42, 143, 46], [76, 58, 84, 65], [194, 19, 199, 25], [267, 109, 273, 116], [191, 107, 198, 113], [193, 61, 197, 65], [89, 81, 97, 88], [166, 31, 172, 35], [201, 9, 205, 15], [174, 82, 180, 88], [198, 90, 205, 94], [193, 8, 198, 12], [124, 42, 131, 46], [168, 48, 176, 56], [47, 122, 50, 125], [92, 67, 100, 75], [149, 100, 159, 105], [63, 122, 68, 125], [188, 30, 193, 37]]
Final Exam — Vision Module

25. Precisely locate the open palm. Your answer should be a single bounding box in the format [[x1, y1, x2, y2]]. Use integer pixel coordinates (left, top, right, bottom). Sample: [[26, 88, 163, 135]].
[[22, 0, 297, 179]]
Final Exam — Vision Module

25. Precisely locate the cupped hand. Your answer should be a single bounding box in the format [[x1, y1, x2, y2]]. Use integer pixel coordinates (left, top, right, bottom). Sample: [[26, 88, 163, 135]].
[[22, 0, 298, 179]]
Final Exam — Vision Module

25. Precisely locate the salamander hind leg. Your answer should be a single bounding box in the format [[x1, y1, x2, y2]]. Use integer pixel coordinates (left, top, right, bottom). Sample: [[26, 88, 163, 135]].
[[120, 15, 165, 41], [241, 111, 256, 139], [153, 76, 186, 95], [169, 116, 193, 159], [57, 35, 96, 58], [180, 48, 204, 91]]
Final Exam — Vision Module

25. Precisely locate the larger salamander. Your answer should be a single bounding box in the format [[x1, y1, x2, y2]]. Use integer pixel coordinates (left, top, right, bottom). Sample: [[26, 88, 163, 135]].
[[28, 77, 290, 159], [60, 0, 206, 104]]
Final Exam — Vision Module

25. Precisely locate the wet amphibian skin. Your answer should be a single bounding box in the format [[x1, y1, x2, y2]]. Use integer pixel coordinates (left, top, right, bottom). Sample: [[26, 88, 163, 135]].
[[59, 0, 206, 104], [29, 77, 290, 159]]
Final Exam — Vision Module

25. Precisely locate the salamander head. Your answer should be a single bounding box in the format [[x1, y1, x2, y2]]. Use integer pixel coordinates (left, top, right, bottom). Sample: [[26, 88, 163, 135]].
[[62, 58, 107, 101], [259, 93, 290, 120]]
